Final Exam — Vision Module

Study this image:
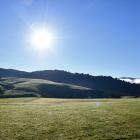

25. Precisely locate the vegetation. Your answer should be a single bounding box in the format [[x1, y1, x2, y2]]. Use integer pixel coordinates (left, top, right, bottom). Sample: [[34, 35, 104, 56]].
[[0, 77, 99, 98], [0, 85, 4, 95], [0, 98, 140, 140], [0, 68, 140, 98]]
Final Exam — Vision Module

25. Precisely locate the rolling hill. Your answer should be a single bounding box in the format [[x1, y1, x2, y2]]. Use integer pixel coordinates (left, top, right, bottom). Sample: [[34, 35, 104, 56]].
[[0, 68, 140, 98], [0, 77, 105, 98]]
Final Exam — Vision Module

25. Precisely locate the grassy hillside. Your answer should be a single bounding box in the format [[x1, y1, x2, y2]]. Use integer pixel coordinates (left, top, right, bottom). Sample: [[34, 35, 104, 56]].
[[0, 98, 140, 140], [0, 68, 140, 98], [0, 77, 140, 98], [0, 77, 102, 98]]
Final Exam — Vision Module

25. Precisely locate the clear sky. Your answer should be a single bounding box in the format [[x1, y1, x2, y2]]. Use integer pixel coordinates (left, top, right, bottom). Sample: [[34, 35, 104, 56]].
[[0, 0, 140, 77]]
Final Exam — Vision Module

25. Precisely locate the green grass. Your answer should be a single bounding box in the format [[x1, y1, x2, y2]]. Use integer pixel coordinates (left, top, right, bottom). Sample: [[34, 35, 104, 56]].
[[0, 98, 140, 140]]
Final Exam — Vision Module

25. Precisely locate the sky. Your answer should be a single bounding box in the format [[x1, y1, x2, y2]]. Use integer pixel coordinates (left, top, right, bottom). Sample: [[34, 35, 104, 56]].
[[0, 0, 140, 77]]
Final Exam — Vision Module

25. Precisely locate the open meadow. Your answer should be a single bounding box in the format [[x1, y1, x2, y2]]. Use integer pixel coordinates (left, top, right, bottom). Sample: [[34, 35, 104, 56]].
[[0, 98, 140, 140]]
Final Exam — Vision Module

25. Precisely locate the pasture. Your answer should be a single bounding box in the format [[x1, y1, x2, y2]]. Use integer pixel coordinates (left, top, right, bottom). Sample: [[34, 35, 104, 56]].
[[0, 98, 140, 140]]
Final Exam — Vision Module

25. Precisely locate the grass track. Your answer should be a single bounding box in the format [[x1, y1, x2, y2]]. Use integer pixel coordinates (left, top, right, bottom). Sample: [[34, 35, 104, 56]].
[[0, 98, 140, 140]]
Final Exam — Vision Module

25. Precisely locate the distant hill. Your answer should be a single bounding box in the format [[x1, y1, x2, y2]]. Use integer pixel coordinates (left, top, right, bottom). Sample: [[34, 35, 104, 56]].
[[0, 77, 104, 98], [0, 68, 28, 77], [0, 68, 140, 98]]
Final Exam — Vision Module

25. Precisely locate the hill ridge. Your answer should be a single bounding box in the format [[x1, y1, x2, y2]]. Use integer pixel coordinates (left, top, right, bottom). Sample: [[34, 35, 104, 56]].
[[0, 68, 140, 98]]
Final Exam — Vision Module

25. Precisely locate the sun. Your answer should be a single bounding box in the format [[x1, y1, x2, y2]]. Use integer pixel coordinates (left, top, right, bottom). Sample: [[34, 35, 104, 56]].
[[30, 27, 55, 51]]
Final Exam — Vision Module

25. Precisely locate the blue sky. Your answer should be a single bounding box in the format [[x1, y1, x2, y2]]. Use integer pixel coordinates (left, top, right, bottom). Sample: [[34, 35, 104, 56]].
[[0, 0, 140, 77]]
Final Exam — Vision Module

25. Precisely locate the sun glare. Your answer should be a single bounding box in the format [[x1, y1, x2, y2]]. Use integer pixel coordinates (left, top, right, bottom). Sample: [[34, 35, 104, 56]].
[[30, 27, 55, 51]]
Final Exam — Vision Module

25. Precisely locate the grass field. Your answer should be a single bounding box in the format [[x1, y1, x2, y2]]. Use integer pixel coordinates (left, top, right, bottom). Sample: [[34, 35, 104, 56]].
[[0, 98, 140, 140]]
